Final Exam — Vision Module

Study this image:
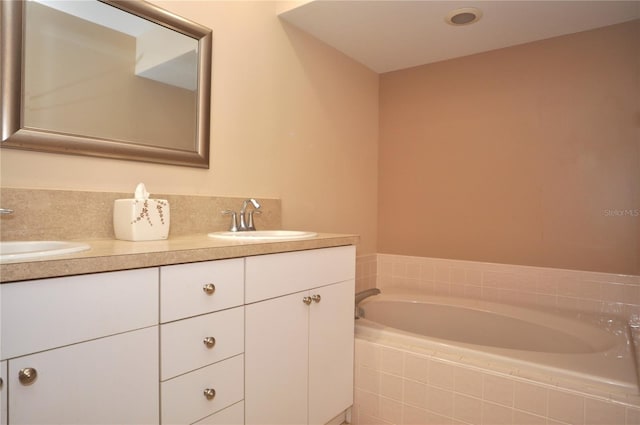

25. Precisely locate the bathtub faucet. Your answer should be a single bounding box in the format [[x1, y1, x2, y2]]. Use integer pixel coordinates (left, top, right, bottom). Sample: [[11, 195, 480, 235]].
[[355, 288, 381, 319]]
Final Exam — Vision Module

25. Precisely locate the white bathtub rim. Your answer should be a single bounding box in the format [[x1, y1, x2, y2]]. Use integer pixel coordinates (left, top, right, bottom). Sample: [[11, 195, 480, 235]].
[[355, 290, 638, 399]]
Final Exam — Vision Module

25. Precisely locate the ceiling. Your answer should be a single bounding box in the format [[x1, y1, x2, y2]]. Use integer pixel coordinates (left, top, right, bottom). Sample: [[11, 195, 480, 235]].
[[33, 0, 198, 90], [279, 1, 640, 73], [34, 0, 155, 36]]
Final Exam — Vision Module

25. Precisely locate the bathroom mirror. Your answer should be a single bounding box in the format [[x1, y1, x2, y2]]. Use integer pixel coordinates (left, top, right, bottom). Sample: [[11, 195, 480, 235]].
[[1, 0, 212, 168]]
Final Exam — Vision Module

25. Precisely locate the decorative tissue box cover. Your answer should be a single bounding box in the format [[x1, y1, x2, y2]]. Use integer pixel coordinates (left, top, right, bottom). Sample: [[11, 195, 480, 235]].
[[113, 199, 170, 241]]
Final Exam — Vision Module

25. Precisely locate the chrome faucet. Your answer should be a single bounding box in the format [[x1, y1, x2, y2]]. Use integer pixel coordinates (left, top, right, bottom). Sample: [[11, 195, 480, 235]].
[[239, 198, 260, 231], [0, 208, 14, 215], [355, 288, 381, 319], [222, 198, 261, 232], [222, 210, 239, 232]]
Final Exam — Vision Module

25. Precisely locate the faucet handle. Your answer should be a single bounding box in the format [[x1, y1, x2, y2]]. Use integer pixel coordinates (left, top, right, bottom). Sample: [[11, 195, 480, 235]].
[[221, 210, 238, 232], [247, 210, 262, 231]]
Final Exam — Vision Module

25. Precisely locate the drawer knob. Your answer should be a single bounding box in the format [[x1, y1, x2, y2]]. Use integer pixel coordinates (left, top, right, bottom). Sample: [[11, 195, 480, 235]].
[[203, 388, 216, 400], [202, 283, 216, 295], [302, 296, 312, 305], [311, 294, 321, 303], [18, 368, 38, 385], [203, 336, 216, 348]]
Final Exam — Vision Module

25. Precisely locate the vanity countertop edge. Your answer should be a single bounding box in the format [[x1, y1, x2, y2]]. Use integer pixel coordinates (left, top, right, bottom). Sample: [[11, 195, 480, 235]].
[[0, 233, 359, 283]]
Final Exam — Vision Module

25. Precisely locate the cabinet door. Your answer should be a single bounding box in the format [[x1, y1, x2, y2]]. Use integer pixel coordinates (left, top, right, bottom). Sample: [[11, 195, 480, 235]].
[[245, 291, 309, 425], [9, 327, 159, 425], [0, 361, 6, 425], [308, 280, 355, 425]]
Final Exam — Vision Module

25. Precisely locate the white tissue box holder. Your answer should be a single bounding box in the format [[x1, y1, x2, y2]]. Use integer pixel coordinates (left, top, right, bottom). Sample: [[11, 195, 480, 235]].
[[113, 199, 170, 241]]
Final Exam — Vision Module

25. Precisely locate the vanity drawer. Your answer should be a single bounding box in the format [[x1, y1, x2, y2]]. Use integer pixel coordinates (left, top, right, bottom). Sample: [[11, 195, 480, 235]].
[[245, 245, 356, 303], [161, 354, 244, 425], [194, 401, 244, 425], [160, 259, 244, 323], [160, 306, 244, 380], [1, 268, 158, 360]]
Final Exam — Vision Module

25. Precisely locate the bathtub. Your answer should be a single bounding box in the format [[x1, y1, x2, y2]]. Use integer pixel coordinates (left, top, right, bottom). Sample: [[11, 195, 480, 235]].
[[355, 290, 638, 395]]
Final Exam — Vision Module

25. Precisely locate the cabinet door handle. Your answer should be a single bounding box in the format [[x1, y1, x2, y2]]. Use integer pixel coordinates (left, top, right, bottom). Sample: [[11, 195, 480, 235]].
[[202, 283, 216, 295], [311, 294, 321, 303], [203, 336, 216, 348], [18, 368, 38, 385], [203, 388, 216, 400], [302, 296, 312, 305], [0, 377, 3, 390]]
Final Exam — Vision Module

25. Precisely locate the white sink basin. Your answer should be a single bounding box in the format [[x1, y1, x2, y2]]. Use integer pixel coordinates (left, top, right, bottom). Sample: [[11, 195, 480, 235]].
[[0, 241, 91, 262], [208, 230, 317, 240]]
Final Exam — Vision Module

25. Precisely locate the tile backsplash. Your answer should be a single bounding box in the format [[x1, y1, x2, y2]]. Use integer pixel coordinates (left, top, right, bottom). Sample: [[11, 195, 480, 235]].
[[0, 188, 282, 240]]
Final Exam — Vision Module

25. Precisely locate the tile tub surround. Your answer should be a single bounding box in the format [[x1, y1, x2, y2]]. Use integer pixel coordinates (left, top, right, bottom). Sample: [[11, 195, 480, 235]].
[[357, 254, 378, 293], [351, 254, 640, 424], [353, 338, 640, 425], [375, 254, 640, 324], [0, 187, 282, 240]]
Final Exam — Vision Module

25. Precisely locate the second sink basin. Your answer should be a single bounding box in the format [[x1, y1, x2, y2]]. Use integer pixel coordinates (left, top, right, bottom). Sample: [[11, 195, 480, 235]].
[[0, 241, 91, 262], [208, 230, 317, 240]]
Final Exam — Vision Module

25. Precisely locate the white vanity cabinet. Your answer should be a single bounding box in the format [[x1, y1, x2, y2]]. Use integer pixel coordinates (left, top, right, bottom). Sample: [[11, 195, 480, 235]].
[[0, 241, 356, 425], [244, 246, 356, 425], [159, 259, 245, 425], [0, 269, 159, 425]]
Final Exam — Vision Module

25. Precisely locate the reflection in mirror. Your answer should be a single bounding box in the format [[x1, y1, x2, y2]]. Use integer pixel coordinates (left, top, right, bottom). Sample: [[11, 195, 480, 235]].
[[25, 0, 198, 150], [1, 0, 212, 168]]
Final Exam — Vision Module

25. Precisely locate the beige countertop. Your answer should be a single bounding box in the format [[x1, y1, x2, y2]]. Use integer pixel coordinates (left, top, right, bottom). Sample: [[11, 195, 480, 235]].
[[0, 233, 359, 283]]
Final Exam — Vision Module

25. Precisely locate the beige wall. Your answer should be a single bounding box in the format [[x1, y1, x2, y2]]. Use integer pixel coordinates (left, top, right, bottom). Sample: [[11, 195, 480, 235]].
[[378, 20, 640, 275], [3, 2, 638, 272], [0, 1, 380, 254]]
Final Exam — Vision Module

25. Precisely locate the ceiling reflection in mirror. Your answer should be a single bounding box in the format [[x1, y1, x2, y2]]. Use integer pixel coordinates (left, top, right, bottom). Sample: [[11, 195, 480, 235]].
[[25, 0, 198, 151]]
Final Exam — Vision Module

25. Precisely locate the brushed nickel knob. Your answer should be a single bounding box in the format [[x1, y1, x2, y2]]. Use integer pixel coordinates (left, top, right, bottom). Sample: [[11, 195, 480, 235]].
[[302, 296, 312, 305], [311, 294, 321, 303], [18, 368, 37, 385], [202, 283, 216, 295], [203, 336, 216, 348], [203, 388, 216, 400]]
